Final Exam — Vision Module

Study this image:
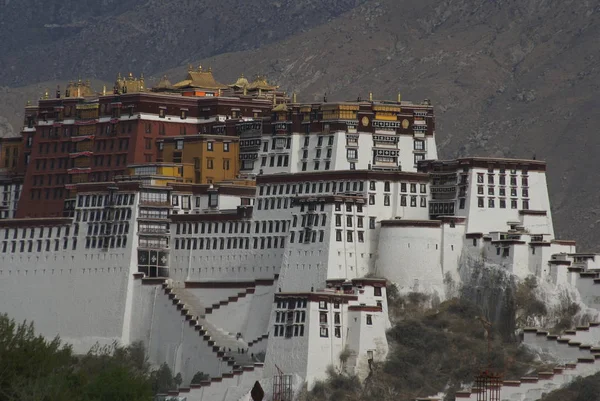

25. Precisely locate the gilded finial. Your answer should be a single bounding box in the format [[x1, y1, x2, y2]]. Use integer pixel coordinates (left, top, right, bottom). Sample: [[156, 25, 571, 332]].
[[85, 79, 90, 87], [243, 86, 247, 96], [43, 89, 49, 100], [208, 66, 212, 73], [369, 92, 373, 102], [258, 88, 262, 96], [188, 64, 193, 72], [293, 92, 297, 103], [197, 65, 203, 72], [117, 72, 122, 81], [56, 85, 61, 99], [273, 94, 277, 106], [397, 93, 401, 103], [102, 85, 107, 96], [26, 100, 31, 106], [218, 88, 221, 97]]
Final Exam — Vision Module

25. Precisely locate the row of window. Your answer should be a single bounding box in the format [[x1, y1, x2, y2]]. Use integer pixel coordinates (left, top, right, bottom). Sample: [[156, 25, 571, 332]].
[[2, 238, 77, 253], [87, 222, 129, 236], [259, 180, 428, 198], [85, 235, 128, 249], [260, 154, 290, 168], [273, 324, 305, 338], [2, 225, 73, 240], [476, 198, 530, 210], [29, 187, 67, 200], [75, 208, 132, 223], [335, 230, 366, 243], [175, 220, 288, 236], [78, 193, 135, 208], [476, 186, 529, 197], [275, 310, 307, 323], [374, 181, 427, 194], [369, 194, 427, 208], [289, 229, 326, 244], [174, 236, 287, 251]]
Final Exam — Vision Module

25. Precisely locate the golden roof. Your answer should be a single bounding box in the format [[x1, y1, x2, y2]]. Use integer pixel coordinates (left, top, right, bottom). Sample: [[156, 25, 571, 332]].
[[247, 75, 278, 91], [173, 65, 228, 90], [272, 103, 288, 112], [115, 72, 145, 93], [230, 74, 250, 89], [154, 75, 173, 90], [65, 79, 96, 98]]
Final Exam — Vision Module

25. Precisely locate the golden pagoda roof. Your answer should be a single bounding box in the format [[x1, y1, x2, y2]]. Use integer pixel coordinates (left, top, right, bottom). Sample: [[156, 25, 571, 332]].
[[229, 74, 249, 89], [247, 75, 278, 91], [65, 79, 96, 98], [115, 72, 145, 93], [173, 65, 228, 90], [154, 75, 173, 90], [272, 103, 288, 112]]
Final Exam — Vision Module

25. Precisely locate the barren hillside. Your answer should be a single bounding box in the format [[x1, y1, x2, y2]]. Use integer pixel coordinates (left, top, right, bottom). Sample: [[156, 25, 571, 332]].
[[1, 0, 599, 249]]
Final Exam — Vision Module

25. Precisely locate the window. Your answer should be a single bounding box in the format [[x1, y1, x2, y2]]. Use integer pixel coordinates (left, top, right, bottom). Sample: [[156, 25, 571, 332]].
[[488, 198, 495, 208], [335, 215, 342, 227], [369, 217, 376, 229], [207, 142, 213, 151], [320, 327, 328, 338], [223, 142, 230, 152], [175, 140, 183, 150], [369, 194, 375, 205], [366, 315, 373, 325], [347, 149, 358, 160], [384, 195, 390, 206], [223, 159, 230, 170], [414, 140, 425, 150], [400, 183, 407, 193], [347, 231, 353, 242], [414, 153, 425, 164], [477, 173, 484, 183], [358, 231, 364, 242], [478, 197, 484, 208], [410, 196, 417, 207], [319, 301, 328, 309], [374, 287, 382, 297], [500, 199, 506, 209], [336, 230, 342, 242], [511, 199, 518, 209], [207, 159, 214, 169], [523, 200, 530, 210]]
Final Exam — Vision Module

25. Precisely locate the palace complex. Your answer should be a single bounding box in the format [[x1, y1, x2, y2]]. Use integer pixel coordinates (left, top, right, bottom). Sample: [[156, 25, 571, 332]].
[[1, 68, 600, 401]]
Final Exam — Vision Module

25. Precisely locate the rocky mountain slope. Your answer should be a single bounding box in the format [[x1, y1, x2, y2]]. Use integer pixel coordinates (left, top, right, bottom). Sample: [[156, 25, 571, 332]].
[[0, 0, 363, 87], [1, 0, 600, 249]]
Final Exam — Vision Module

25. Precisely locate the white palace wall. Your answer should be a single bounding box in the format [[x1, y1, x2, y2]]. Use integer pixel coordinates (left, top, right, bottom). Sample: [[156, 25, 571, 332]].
[[376, 221, 465, 296], [0, 248, 136, 354]]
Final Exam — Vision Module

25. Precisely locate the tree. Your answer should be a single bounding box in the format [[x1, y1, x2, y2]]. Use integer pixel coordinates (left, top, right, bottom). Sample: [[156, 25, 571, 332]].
[[0, 313, 156, 401], [191, 371, 210, 385], [150, 363, 177, 394]]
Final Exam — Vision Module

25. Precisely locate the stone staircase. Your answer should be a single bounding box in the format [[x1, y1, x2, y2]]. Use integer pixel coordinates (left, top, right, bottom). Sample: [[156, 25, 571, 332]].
[[163, 281, 256, 368], [205, 287, 256, 315], [442, 322, 600, 401]]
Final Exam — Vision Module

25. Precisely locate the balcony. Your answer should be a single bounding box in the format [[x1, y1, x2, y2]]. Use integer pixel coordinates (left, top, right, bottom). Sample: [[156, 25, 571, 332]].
[[139, 227, 169, 235], [139, 200, 171, 207]]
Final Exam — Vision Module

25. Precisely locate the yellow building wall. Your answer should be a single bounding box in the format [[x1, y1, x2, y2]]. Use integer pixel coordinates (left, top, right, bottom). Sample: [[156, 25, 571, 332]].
[[0, 140, 22, 170], [160, 138, 239, 184]]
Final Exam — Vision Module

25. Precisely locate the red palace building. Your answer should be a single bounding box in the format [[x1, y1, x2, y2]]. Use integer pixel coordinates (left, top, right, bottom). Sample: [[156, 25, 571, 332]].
[[14, 67, 283, 218]]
